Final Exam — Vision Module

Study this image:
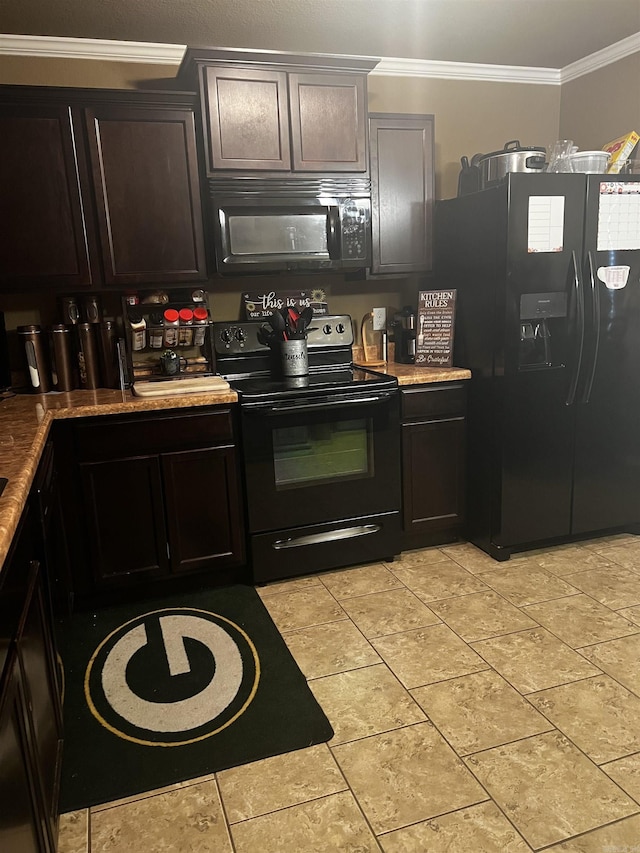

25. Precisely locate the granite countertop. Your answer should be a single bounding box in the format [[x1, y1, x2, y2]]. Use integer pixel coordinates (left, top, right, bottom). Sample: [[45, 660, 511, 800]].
[[0, 386, 238, 573], [356, 360, 472, 385]]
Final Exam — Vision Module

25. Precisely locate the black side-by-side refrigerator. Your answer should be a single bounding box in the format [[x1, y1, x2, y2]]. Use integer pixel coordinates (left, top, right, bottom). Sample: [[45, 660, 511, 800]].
[[435, 172, 640, 560]]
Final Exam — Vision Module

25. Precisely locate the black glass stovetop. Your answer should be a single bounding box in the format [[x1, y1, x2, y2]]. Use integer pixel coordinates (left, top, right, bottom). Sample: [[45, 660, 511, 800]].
[[229, 366, 398, 402]]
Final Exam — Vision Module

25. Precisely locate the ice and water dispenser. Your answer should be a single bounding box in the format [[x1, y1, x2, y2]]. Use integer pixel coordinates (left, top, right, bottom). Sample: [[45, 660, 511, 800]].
[[518, 292, 567, 369]]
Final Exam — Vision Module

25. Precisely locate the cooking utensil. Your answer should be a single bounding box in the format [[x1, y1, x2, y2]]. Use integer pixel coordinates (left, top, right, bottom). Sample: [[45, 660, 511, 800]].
[[268, 310, 288, 341], [476, 140, 546, 189], [299, 307, 314, 332]]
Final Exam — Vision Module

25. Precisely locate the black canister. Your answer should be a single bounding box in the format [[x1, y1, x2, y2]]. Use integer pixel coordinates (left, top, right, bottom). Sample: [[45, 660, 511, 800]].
[[17, 325, 52, 392], [48, 324, 76, 391], [76, 323, 101, 389], [98, 321, 119, 388], [82, 294, 102, 324], [59, 295, 81, 325]]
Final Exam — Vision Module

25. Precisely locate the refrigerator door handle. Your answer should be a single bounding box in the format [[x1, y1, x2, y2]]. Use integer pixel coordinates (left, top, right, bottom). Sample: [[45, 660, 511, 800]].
[[566, 249, 585, 406], [581, 250, 601, 404]]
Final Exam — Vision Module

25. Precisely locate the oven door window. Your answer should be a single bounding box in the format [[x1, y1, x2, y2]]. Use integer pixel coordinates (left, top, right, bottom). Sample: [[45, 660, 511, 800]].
[[273, 418, 372, 489], [228, 211, 328, 257]]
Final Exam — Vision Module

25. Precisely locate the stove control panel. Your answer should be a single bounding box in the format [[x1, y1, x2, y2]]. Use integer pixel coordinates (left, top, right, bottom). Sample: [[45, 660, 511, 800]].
[[213, 315, 354, 356]]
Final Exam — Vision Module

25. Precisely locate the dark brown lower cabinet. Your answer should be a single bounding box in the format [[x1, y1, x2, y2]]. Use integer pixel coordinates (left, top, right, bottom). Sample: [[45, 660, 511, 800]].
[[0, 505, 63, 853], [401, 382, 467, 548], [58, 406, 247, 599]]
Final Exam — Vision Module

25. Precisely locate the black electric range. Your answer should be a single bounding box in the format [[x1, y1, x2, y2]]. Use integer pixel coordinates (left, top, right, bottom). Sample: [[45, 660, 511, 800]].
[[212, 314, 402, 584]]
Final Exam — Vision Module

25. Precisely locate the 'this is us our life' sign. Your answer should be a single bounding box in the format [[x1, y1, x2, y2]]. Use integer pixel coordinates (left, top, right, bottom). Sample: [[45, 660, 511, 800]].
[[415, 290, 457, 367]]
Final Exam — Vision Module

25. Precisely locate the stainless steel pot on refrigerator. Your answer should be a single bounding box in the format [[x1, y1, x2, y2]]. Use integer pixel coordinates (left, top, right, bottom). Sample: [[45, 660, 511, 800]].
[[458, 140, 546, 195]]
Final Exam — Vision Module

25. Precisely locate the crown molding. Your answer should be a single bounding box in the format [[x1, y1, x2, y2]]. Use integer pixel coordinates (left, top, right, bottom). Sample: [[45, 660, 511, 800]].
[[0, 32, 638, 83], [373, 57, 560, 85], [0, 34, 186, 64], [560, 31, 640, 82]]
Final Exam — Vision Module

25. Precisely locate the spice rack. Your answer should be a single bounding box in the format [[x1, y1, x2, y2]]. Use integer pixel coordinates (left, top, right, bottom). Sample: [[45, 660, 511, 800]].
[[121, 290, 216, 385]]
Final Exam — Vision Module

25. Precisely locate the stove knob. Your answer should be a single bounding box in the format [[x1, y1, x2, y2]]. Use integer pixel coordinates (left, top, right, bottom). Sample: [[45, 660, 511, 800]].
[[235, 328, 246, 342], [220, 328, 233, 344], [322, 323, 332, 335], [336, 322, 345, 334]]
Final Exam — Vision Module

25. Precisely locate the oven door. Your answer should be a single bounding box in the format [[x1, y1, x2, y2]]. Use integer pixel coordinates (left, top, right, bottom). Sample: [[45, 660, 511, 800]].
[[240, 388, 401, 580]]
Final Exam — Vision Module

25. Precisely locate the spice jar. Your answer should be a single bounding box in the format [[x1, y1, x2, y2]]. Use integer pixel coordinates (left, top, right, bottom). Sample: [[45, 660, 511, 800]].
[[193, 307, 209, 347], [163, 308, 180, 347], [128, 310, 147, 351], [148, 311, 164, 349], [178, 308, 194, 346]]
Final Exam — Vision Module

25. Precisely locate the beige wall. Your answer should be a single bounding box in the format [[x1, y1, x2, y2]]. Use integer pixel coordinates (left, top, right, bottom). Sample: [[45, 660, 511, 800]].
[[559, 53, 640, 151], [368, 75, 561, 201]]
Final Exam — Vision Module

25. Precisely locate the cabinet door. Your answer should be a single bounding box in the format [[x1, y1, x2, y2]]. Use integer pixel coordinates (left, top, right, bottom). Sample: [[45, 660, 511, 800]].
[[18, 568, 63, 851], [162, 446, 246, 575], [79, 456, 170, 586], [369, 114, 434, 274], [202, 66, 291, 173], [289, 73, 367, 172], [85, 104, 207, 285], [402, 417, 466, 537], [0, 660, 47, 853], [0, 103, 96, 291]]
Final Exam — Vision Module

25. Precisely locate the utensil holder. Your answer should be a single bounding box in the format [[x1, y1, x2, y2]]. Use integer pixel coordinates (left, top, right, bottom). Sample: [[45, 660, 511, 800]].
[[281, 339, 309, 377]]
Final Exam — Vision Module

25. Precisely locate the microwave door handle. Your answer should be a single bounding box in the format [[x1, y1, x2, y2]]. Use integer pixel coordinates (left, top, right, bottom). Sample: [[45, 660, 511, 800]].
[[326, 206, 341, 259]]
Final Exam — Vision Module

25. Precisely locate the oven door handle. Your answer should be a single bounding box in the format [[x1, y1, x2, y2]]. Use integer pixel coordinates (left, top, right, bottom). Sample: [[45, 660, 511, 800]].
[[241, 391, 397, 415], [273, 523, 382, 550]]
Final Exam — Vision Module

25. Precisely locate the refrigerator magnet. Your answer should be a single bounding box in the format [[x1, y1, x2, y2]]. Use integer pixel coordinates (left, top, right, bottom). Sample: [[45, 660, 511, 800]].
[[597, 265, 631, 289]]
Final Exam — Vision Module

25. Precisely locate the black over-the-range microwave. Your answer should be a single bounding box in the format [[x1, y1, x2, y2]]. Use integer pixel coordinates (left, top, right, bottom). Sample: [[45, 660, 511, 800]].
[[209, 177, 372, 274]]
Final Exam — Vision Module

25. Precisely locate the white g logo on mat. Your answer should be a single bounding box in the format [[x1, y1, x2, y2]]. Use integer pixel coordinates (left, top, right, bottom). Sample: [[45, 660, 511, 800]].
[[85, 607, 260, 746]]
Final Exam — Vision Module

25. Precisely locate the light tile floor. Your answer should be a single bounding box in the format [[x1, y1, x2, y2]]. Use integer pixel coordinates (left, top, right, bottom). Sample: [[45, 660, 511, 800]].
[[58, 534, 640, 852]]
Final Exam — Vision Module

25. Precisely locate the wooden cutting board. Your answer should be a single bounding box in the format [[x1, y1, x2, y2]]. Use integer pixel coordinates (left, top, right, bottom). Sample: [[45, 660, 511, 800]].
[[132, 376, 231, 397]]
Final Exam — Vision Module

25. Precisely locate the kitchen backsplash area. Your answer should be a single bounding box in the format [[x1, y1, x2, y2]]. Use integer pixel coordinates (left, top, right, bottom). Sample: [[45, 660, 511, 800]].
[[0, 273, 422, 390]]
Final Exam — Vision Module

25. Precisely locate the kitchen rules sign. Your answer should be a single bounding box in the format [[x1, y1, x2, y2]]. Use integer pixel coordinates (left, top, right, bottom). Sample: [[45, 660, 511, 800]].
[[415, 290, 457, 367]]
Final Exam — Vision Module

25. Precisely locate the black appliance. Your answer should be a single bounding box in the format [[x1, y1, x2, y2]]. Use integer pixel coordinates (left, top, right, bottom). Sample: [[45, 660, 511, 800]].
[[214, 315, 401, 583], [391, 306, 417, 364], [435, 172, 640, 560], [0, 311, 10, 391], [210, 178, 371, 274]]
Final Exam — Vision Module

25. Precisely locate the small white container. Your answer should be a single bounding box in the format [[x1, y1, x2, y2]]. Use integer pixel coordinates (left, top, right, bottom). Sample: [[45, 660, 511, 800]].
[[568, 151, 610, 173]]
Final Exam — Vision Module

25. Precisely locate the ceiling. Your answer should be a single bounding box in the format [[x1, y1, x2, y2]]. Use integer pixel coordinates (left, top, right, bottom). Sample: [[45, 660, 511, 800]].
[[2, 0, 640, 70]]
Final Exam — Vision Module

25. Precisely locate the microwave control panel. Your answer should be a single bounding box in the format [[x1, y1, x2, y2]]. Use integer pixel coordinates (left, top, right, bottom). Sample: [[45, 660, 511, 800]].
[[341, 200, 370, 261]]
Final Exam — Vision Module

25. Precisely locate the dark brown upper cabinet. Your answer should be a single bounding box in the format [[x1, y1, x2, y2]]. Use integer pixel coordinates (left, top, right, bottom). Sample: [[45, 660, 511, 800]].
[[179, 48, 378, 178], [203, 66, 291, 171], [0, 102, 97, 291], [0, 88, 208, 293], [369, 113, 435, 275], [84, 102, 207, 286], [288, 72, 367, 172]]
